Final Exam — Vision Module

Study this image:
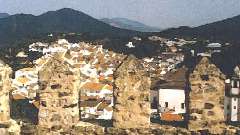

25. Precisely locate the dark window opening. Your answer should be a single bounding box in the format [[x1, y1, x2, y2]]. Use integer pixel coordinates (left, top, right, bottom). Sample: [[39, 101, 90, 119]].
[[181, 103, 185, 109], [227, 105, 230, 110], [165, 102, 168, 108], [151, 97, 158, 109], [233, 81, 238, 88], [234, 106, 236, 109]]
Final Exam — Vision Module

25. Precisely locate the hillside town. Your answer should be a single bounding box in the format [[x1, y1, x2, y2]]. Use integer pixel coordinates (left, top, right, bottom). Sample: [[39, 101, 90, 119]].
[[0, 37, 239, 135], [1, 1, 240, 134]]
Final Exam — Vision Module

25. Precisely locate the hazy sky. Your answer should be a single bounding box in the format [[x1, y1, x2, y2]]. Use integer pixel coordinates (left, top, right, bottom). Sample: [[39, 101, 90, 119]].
[[1, 0, 240, 29]]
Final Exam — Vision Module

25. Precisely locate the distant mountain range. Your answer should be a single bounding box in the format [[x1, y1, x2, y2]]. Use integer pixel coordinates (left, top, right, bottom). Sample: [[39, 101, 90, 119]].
[[100, 18, 161, 32], [0, 8, 139, 47], [1, 8, 240, 48], [0, 13, 9, 18], [159, 15, 240, 44], [1, 8, 240, 75]]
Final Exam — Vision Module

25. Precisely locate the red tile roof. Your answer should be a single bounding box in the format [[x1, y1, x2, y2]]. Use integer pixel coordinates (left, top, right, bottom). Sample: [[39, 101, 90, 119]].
[[161, 113, 183, 121], [81, 82, 105, 91]]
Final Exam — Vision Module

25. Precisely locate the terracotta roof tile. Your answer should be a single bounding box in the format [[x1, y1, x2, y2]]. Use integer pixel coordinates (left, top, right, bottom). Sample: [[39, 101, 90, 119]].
[[17, 76, 31, 84], [161, 113, 183, 121], [81, 82, 105, 91]]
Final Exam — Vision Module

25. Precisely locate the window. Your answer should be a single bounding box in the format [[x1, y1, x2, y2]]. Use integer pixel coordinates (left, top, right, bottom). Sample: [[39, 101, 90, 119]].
[[234, 98, 237, 101], [234, 106, 236, 109], [181, 103, 185, 109], [165, 102, 168, 108], [234, 81, 238, 88]]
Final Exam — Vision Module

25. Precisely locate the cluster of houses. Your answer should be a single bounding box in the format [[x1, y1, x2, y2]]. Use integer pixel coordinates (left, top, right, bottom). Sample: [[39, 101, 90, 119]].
[[9, 38, 240, 125], [14, 39, 125, 120], [148, 36, 196, 47], [191, 42, 229, 57], [12, 68, 38, 100], [141, 53, 184, 80], [15, 39, 191, 120], [65, 42, 124, 119]]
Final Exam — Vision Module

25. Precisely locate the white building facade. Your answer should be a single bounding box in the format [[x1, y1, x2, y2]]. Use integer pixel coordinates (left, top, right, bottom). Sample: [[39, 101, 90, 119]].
[[224, 78, 240, 122], [158, 89, 186, 114]]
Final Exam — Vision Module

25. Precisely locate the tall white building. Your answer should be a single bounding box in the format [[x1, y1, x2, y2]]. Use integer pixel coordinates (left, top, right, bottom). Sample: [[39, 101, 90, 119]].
[[224, 66, 240, 123], [224, 78, 240, 122]]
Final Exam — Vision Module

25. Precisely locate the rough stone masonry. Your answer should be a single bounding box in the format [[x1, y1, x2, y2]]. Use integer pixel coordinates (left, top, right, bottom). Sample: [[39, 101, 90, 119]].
[[0, 62, 12, 122], [189, 57, 226, 134], [0, 61, 21, 135], [113, 55, 151, 128], [38, 54, 80, 132]]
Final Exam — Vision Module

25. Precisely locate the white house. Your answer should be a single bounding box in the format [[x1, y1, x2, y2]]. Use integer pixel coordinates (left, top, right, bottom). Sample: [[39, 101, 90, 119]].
[[16, 51, 28, 58], [206, 43, 223, 54], [158, 89, 186, 114], [207, 43, 222, 48], [154, 67, 187, 121], [29, 42, 49, 53], [125, 42, 135, 48], [80, 64, 98, 78], [43, 46, 67, 55]]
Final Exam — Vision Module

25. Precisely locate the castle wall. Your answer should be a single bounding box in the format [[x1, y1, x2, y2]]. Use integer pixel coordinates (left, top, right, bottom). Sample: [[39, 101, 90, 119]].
[[113, 55, 151, 128], [189, 57, 226, 134], [38, 56, 80, 131], [0, 65, 12, 122]]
